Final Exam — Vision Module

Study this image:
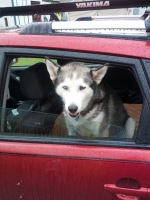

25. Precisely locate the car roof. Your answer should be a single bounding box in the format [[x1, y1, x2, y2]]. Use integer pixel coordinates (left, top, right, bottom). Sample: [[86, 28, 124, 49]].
[[1, 0, 150, 59], [1, 33, 150, 59]]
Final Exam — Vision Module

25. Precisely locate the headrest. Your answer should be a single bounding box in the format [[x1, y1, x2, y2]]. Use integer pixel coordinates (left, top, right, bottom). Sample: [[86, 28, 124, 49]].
[[20, 62, 54, 99]]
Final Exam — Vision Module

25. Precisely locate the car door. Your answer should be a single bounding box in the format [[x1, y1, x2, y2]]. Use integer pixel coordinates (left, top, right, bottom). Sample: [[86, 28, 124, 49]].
[[0, 47, 150, 200], [0, 142, 150, 200]]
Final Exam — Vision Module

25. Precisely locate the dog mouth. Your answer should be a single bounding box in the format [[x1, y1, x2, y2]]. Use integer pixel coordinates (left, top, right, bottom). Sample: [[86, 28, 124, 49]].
[[69, 112, 79, 118]]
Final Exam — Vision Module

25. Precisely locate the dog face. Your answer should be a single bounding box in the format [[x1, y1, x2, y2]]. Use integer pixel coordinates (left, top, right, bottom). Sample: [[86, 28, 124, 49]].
[[45, 58, 108, 117]]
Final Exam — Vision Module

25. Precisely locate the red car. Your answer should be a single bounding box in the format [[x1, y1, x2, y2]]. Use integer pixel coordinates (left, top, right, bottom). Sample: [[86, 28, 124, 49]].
[[0, 1, 150, 200]]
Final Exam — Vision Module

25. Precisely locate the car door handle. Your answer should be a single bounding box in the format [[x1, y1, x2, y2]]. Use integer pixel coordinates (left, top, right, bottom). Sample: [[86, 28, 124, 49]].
[[104, 184, 148, 198]]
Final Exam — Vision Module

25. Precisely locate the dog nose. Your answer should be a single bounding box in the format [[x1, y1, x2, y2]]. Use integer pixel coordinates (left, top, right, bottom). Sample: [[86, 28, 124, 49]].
[[68, 104, 78, 113]]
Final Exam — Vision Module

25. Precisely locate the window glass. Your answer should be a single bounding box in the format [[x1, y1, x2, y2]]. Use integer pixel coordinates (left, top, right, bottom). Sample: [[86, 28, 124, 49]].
[[1, 56, 143, 141]]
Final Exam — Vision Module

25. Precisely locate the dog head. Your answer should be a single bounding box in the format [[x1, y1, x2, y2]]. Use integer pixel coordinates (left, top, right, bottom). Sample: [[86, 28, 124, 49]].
[[45, 58, 108, 117]]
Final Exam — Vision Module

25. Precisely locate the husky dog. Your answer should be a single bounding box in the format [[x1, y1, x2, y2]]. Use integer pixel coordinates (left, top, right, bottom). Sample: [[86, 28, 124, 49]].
[[45, 58, 135, 138]]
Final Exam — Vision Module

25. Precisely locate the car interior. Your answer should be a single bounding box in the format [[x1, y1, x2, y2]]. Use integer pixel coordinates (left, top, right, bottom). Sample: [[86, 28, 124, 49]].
[[4, 57, 143, 139]]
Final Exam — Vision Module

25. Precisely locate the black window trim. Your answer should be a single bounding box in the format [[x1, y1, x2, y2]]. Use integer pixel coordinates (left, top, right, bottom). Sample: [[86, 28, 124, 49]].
[[0, 47, 150, 148]]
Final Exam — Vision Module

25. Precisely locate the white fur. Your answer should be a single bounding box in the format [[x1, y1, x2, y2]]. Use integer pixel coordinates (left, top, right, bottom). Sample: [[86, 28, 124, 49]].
[[56, 74, 93, 115], [64, 106, 105, 137], [125, 117, 136, 138]]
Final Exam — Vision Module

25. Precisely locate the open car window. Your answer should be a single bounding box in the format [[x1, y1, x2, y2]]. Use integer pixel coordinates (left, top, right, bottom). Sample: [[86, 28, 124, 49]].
[[0, 55, 143, 143]]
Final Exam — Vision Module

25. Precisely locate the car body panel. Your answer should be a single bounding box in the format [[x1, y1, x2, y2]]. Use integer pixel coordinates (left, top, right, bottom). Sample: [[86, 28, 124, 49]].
[[0, 141, 150, 200], [0, 20, 150, 199], [0, 33, 150, 59], [0, 142, 150, 162]]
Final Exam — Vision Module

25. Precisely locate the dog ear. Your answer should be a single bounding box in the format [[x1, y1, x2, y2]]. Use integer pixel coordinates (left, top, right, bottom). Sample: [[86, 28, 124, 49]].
[[91, 63, 108, 84], [45, 57, 60, 82]]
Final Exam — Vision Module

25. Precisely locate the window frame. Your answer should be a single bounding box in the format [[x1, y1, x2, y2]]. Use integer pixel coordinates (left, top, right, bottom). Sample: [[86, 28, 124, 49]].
[[0, 47, 149, 147]]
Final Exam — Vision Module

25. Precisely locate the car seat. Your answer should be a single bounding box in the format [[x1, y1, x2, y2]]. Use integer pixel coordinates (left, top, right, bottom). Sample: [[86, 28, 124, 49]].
[[6, 62, 63, 135]]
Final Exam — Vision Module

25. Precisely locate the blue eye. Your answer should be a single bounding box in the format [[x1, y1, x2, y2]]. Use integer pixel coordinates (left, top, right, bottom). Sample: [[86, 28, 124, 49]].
[[79, 86, 86, 90], [62, 86, 68, 90]]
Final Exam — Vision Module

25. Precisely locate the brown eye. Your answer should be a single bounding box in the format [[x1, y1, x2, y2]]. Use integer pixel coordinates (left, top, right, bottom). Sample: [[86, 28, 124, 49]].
[[62, 86, 68, 90], [79, 86, 86, 90]]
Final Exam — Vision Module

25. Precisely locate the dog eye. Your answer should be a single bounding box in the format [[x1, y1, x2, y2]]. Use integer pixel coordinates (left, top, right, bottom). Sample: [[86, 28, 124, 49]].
[[62, 86, 68, 90], [79, 86, 86, 91]]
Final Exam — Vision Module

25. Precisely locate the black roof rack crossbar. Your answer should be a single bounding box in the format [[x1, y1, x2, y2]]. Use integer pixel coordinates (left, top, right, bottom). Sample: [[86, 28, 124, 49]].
[[0, 0, 150, 18]]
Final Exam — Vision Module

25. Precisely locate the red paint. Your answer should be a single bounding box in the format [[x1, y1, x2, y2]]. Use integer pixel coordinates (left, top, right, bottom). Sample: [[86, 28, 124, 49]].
[[0, 31, 150, 200], [0, 33, 150, 59], [0, 141, 150, 200], [0, 141, 150, 162]]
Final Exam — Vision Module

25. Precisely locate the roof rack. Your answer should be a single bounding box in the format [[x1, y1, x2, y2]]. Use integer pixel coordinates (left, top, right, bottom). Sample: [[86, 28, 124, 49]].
[[0, 0, 150, 17], [20, 9, 150, 37]]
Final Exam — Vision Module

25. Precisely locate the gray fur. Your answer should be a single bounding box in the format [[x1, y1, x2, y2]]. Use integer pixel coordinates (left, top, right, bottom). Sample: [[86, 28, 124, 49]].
[[56, 62, 93, 86]]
